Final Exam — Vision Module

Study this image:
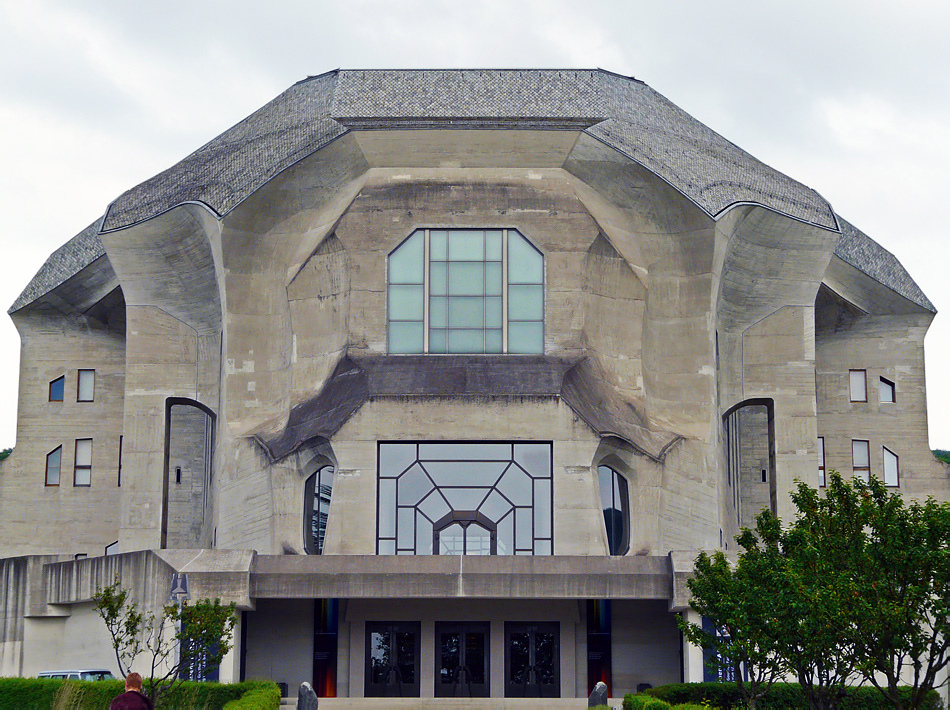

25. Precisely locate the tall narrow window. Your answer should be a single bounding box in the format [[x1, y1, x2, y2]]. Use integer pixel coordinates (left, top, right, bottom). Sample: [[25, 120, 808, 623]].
[[818, 437, 826, 487], [305, 465, 334, 555], [77, 369, 95, 402], [597, 465, 629, 556], [849, 370, 867, 402], [74, 439, 92, 486], [45, 446, 62, 486], [49, 376, 65, 402], [388, 229, 544, 354], [880, 377, 896, 404], [852, 440, 870, 482], [883, 447, 899, 487]]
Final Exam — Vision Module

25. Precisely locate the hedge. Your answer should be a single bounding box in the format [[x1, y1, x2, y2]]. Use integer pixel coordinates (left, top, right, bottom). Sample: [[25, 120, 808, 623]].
[[0, 678, 280, 710], [641, 682, 943, 709]]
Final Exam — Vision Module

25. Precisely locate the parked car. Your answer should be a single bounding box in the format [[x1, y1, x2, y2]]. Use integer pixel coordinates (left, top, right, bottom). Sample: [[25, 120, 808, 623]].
[[38, 669, 116, 681]]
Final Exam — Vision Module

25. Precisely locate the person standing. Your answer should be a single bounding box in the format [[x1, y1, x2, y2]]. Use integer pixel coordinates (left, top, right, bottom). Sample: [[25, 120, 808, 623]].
[[109, 672, 154, 710]]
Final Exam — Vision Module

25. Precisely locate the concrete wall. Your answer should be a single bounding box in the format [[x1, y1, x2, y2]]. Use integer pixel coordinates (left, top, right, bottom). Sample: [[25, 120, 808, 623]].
[[243, 598, 314, 691], [610, 600, 681, 695]]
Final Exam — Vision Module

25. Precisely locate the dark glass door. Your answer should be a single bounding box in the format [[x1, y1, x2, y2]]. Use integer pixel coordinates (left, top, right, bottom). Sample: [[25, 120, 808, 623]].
[[435, 622, 490, 697], [364, 622, 421, 697], [505, 622, 560, 697]]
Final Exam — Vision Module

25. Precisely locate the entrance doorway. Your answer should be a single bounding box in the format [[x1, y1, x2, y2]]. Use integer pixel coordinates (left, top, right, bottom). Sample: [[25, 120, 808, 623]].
[[505, 622, 560, 697], [364, 622, 421, 697], [435, 622, 490, 697]]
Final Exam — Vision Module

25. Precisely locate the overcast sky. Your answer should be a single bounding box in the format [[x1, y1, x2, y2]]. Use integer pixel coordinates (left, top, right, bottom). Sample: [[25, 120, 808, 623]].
[[1, 0, 947, 450]]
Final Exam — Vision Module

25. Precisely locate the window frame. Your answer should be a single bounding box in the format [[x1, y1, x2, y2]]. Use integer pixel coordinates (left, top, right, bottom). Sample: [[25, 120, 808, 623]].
[[852, 439, 870, 482], [597, 464, 630, 556], [304, 464, 335, 555], [74, 438, 92, 487], [883, 447, 900, 487], [849, 369, 867, 403], [48, 376, 65, 402], [879, 376, 896, 404], [45, 445, 62, 486], [77, 369, 95, 402], [386, 228, 545, 355]]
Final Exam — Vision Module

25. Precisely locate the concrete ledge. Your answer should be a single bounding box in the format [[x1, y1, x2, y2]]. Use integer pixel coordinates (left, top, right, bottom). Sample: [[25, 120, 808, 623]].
[[251, 554, 672, 600]]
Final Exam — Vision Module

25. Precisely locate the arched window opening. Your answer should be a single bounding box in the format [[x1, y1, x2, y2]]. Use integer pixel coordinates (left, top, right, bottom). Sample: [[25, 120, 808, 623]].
[[433, 512, 496, 556], [305, 464, 335, 555], [597, 465, 629, 556], [387, 228, 544, 354]]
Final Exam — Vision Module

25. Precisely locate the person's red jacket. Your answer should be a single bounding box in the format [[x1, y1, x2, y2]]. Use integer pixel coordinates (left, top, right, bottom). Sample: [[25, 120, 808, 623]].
[[109, 689, 154, 710]]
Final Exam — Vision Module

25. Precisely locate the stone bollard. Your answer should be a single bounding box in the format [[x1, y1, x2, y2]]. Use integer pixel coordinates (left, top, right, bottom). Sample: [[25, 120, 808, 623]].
[[588, 680, 608, 707], [298, 681, 319, 710]]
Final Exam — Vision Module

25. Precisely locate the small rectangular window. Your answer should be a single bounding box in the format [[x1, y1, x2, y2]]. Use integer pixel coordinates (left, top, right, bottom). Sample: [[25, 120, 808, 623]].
[[852, 440, 870, 482], [849, 370, 867, 402], [880, 377, 896, 404], [45, 446, 62, 486], [77, 369, 95, 402], [105, 541, 119, 556], [49, 376, 65, 402], [74, 553, 87, 560], [818, 437, 826, 487], [883, 447, 899, 487], [74, 439, 92, 486]]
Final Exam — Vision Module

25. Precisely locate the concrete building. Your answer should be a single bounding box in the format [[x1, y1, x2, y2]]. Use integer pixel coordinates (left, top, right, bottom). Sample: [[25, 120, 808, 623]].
[[0, 69, 945, 706]]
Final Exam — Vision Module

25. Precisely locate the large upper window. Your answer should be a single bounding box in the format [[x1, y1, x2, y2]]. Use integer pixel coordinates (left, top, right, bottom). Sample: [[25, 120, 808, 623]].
[[377, 442, 553, 556], [597, 465, 629, 556], [387, 229, 544, 354]]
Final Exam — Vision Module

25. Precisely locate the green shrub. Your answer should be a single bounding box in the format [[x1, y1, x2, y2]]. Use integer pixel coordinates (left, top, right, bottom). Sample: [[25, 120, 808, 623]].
[[623, 694, 672, 710], [643, 682, 943, 709], [0, 678, 281, 710], [223, 683, 280, 710]]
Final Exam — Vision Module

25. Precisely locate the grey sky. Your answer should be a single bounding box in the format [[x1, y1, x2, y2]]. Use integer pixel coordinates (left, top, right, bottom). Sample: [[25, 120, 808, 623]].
[[1, 0, 947, 448]]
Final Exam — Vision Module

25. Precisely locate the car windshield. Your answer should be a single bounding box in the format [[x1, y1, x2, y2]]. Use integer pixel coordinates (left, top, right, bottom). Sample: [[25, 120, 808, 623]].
[[80, 671, 114, 681]]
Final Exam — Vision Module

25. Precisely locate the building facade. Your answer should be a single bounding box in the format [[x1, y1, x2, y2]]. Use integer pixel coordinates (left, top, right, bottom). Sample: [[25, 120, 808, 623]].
[[0, 69, 946, 705]]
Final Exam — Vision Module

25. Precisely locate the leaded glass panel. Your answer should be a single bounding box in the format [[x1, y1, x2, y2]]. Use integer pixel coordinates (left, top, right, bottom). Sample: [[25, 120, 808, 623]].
[[377, 442, 553, 555]]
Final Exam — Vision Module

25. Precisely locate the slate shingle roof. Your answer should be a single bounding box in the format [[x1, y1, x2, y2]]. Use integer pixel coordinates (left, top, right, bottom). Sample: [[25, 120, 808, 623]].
[[8, 69, 934, 313]]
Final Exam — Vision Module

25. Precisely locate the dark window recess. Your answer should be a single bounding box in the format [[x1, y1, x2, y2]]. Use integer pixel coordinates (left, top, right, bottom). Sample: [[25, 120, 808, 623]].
[[305, 465, 335, 555], [761, 469, 767, 483], [586, 600, 612, 697], [49, 376, 65, 402], [365, 622, 421, 697], [175, 467, 182, 484], [117, 436, 123, 487], [598, 465, 629, 556]]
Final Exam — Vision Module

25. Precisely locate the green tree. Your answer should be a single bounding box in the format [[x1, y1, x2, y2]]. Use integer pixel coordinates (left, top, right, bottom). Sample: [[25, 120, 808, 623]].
[[848, 473, 950, 710], [678, 528, 789, 709], [93, 576, 237, 704], [0, 447, 11, 462]]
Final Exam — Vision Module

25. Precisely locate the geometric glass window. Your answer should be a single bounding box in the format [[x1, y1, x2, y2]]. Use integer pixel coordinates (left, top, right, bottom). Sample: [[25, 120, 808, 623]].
[[880, 377, 896, 404], [49, 376, 65, 402], [818, 437, 826, 487], [597, 465, 629, 556], [45, 446, 62, 486], [387, 229, 544, 354], [74, 438, 92, 486], [305, 464, 334, 555], [883, 447, 899, 487], [377, 442, 553, 556], [849, 369, 867, 402], [852, 439, 870, 483], [78, 369, 95, 402]]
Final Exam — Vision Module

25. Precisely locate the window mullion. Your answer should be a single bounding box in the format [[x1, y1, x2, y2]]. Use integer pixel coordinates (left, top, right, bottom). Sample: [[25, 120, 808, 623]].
[[502, 229, 509, 353], [423, 228, 430, 353]]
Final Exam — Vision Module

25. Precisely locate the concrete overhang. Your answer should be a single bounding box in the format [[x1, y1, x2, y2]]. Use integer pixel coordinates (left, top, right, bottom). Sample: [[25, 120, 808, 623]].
[[250, 554, 673, 601]]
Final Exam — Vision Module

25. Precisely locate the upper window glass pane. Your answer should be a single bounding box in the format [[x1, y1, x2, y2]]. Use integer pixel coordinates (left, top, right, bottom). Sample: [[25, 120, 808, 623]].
[[849, 370, 866, 402], [78, 370, 95, 402], [597, 465, 629, 556], [49, 376, 64, 402], [306, 465, 335, 554], [377, 442, 552, 556], [880, 377, 896, 403], [45, 446, 62, 486], [387, 229, 543, 354], [883, 448, 899, 487]]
